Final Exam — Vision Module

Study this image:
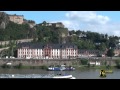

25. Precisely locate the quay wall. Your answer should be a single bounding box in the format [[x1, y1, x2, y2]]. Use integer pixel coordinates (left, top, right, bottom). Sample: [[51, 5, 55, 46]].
[[0, 58, 118, 66], [0, 59, 77, 66]]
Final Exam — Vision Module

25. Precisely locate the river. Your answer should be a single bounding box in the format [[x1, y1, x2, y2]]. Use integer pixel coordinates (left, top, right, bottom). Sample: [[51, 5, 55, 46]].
[[0, 68, 120, 79]]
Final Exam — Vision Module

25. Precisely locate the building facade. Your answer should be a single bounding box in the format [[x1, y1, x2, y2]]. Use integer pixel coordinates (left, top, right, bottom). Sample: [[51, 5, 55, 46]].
[[17, 42, 78, 59], [78, 49, 105, 57], [40, 22, 64, 28], [9, 14, 24, 24]]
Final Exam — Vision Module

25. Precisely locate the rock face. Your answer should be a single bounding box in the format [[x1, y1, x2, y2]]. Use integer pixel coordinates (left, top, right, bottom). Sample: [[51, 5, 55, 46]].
[[23, 19, 36, 28], [0, 12, 9, 29]]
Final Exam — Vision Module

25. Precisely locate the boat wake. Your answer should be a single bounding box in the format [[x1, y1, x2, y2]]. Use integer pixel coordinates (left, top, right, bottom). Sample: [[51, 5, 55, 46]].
[[0, 74, 76, 79]]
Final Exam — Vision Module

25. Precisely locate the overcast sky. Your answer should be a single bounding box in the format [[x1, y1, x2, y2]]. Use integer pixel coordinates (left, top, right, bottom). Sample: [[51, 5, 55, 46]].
[[4, 11, 120, 36]]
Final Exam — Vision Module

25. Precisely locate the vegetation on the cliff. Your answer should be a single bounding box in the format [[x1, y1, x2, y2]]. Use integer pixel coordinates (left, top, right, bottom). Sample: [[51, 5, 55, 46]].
[[0, 21, 36, 41], [35, 24, 69, 44], [0, 12, 9, 29]]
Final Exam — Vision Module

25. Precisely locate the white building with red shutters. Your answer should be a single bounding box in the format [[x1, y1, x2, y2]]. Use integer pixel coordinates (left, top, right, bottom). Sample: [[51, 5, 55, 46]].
[[17, 42, 78, 59]]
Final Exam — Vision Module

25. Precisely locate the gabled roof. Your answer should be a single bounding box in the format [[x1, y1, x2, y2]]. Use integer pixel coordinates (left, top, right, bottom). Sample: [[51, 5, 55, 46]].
[[78, 49, 104, 54], [17, 42, 78, 49]]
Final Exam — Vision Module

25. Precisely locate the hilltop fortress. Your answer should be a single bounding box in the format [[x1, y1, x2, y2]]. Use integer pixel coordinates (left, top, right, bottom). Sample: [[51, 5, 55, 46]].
[[0, 12, 65, 29], [8, 14, 36, 28], [8, 14, 24, 24]]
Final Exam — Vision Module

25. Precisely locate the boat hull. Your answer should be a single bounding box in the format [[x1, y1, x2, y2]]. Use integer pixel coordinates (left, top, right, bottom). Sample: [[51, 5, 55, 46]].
[[52, 75, 76, 79], [47, 67, 75, 71]]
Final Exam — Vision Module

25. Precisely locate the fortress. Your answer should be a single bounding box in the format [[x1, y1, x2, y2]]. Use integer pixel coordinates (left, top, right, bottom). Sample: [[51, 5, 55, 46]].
[[8, 14, 36, 28], [8, 14, 24, 24]]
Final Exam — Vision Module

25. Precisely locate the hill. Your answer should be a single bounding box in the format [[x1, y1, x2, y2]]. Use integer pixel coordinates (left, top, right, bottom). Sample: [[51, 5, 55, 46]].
[[0, 11, 120, 51]]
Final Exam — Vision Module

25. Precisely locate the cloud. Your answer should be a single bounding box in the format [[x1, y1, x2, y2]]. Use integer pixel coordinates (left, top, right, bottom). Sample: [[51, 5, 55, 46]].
[[60, 20, 80, 30], [83, 22, 120, 37], [65, 11, 110, 25], [57, 11, 120, 36]]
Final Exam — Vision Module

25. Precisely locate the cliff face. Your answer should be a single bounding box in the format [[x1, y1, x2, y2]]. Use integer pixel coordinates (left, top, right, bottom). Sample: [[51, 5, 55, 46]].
[[0, 12, 9, 29], [23, 19, 36, 28]]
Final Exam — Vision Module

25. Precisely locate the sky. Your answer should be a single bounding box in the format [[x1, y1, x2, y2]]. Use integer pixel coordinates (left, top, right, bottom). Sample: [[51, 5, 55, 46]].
[[4, 11, 120, 36]]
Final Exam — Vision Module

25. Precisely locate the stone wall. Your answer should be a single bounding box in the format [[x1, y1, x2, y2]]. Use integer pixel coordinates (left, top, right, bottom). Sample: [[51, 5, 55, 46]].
[[0, 38, 33, 46], [0, 59, 77, 66], [0, 58, 118, 66]]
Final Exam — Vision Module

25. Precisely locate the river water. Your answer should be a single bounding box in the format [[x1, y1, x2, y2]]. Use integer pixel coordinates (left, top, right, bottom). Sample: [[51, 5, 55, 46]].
[[0, 68, 120, 79]]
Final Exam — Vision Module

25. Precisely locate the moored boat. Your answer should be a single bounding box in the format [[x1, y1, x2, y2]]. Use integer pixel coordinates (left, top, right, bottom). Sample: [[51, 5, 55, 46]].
[[47, 65, 75, 71]]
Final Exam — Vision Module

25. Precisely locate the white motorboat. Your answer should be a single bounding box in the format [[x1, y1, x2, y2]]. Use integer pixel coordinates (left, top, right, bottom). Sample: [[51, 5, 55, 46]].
[[70, 77, 76, 79], [52, 74, 76, 79]]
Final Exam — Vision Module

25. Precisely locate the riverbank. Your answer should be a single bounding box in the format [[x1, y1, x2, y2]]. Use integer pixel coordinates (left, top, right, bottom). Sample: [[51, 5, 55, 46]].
[[73, 65, 117, 70], [0, 64, 119, 70], [0, 64, 48, 70]]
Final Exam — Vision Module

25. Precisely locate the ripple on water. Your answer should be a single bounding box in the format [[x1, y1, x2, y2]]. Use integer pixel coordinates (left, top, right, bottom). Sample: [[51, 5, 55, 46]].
[[0, 74, 54, 78]]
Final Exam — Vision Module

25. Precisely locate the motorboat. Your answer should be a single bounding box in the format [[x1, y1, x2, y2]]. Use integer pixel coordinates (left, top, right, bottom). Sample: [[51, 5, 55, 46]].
[[47, 66, 66, 71], [52, 74, 76, 79], [65, 66, 75, 71]]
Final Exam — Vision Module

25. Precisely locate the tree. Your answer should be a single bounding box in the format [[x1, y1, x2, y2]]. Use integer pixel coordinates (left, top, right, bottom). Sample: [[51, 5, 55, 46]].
[[75, 30, 81, 35], [115, 60, 120, 69], [18, 63, 23, 69], [98, 43, 106, 51], [81, 59, 88, 65], [7, 40, 17, 57], [69, 30, 75, 35], [105, 34, 108, 39], [106, 49, 115, 59], [42, 21, 47, 25]]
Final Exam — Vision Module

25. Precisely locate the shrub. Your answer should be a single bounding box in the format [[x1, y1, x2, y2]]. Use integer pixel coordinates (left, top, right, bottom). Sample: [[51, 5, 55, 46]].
[[81, 59, 88, 65]]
